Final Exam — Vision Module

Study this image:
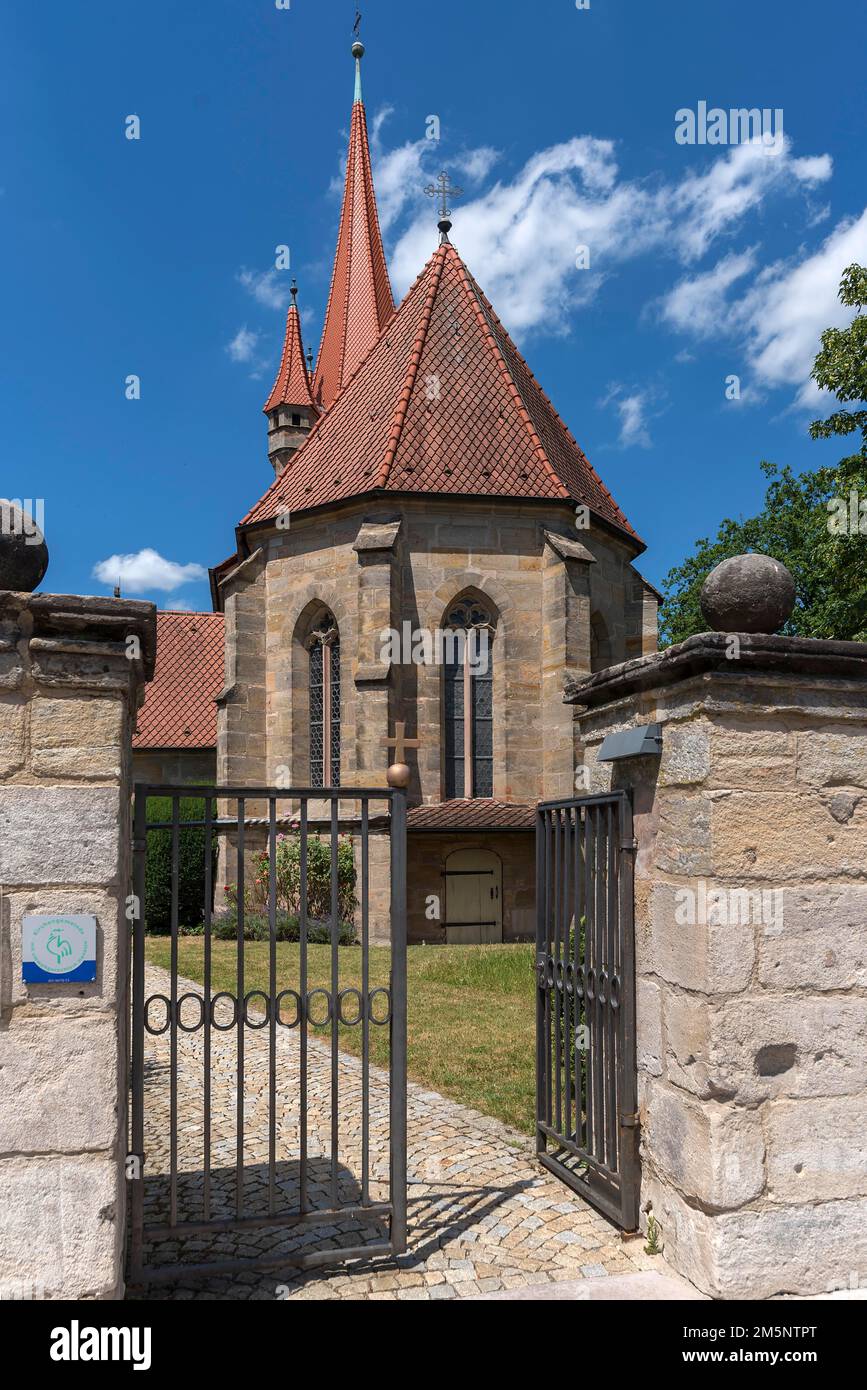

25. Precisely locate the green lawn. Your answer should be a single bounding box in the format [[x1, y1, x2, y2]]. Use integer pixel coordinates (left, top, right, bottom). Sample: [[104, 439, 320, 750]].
[[144, 939, 537, 1134]]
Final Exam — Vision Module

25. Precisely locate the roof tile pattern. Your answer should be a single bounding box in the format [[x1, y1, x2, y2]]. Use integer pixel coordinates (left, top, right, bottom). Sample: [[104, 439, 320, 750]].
[[263, 301, 316, 414], [407, 799, 536, 831], [243, 243, 640, 544], [133, 612, 224, 749], [312, 99, 395, 411]]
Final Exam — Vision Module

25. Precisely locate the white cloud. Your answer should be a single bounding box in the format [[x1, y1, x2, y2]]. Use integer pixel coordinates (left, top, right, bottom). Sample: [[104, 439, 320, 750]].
[[164, 598, 195, 612], [92, 549, 208, 594], [600, 383, 659, 449], [386, 134, 832, 339], [225, 325, 259, 362], [657, 207, 867, 406], [455, 146, 501, 182], [238, 267, 290, 311], [656, 249, 758, 336]]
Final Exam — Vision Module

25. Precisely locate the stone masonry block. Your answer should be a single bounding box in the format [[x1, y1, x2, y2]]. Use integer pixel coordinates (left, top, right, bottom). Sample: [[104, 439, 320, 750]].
[[647, 880, 755, 993], [757, 885, 867, 990], [706, 996, 866, 1104], [0, 1017, 120, 1154], [658, 723, 711, 787], [0, 696, 25, 776], [643, 1177, 867, 1299], [0, 786, 121, 885], [0, 1154, 123, 1299], [766, 1095, 867, 1203], [796, 730, 867, 789], [708, 724, 795, 790], [710, 790, 867, 880], [30, 695, 124, 779], [643, 1081, 765, 1210]]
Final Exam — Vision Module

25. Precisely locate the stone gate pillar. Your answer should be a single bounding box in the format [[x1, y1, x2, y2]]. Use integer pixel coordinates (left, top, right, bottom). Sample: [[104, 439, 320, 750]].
[[568, 628, 867, 1299], [0, 591, 155, 1300]]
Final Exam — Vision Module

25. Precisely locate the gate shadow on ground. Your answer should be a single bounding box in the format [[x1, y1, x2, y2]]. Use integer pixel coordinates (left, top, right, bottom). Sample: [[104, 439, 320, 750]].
[[137, 1156, 390, 1282]]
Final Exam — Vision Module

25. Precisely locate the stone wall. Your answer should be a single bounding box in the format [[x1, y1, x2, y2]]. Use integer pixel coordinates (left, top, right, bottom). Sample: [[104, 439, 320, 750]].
[[131, 748, 216, 787], [569, 634, 867, 1299], [0, 592, 155, 1300], [220, 498, 657, 806]]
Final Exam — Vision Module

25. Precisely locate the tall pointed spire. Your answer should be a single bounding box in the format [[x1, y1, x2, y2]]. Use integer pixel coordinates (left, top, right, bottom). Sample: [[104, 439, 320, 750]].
[[312, 40, 395, 411], [263, 280, 319, 475]]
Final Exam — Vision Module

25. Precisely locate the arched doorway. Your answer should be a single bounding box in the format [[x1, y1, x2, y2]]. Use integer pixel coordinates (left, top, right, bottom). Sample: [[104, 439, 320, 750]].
[[444, 848, 503, 943]]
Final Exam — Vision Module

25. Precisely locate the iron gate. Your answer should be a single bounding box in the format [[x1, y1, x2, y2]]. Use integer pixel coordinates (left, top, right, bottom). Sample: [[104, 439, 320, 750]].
[[128, 784, 407, 1284], [535, 791, 639, 1229]]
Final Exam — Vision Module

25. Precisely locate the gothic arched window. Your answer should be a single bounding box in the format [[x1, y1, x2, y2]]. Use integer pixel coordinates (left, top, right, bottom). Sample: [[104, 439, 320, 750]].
[[308, 611, 341, 788], [443, 598, 494, 800]]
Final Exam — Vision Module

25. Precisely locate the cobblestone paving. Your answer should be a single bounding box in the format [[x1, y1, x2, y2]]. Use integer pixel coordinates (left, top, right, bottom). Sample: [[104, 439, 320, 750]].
[[131, 966, 655, 1301]]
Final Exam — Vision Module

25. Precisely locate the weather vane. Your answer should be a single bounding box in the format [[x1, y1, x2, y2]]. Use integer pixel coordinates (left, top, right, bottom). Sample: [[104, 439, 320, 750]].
[[353, 8, 362, 38], [425, 170, 464, 243]]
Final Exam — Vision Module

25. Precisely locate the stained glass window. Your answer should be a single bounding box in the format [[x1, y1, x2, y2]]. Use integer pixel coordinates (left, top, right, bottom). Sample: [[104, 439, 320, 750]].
[[308, 612, 340, 788], [443, 599, 494, 800]]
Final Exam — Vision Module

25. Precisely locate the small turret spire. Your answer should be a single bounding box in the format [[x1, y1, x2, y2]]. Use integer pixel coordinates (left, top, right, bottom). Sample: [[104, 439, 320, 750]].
[[312, 38, 395, 411], [263, 279, 319, 475]]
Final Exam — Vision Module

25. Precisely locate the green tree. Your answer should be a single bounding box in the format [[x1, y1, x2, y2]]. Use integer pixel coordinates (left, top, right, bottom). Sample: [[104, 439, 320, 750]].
[[659, 264, 867, 647]]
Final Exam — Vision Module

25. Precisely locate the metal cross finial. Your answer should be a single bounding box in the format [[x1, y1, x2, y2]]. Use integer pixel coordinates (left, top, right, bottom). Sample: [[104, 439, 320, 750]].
[[425, 170, 464, 223]]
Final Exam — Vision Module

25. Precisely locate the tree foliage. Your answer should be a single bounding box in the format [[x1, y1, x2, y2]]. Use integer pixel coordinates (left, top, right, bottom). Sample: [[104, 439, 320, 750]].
[[659, 264, 867, 647]]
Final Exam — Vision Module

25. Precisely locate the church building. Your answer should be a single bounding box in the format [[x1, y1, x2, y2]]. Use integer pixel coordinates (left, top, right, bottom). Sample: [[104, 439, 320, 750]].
[[138, 41, 658, 943]]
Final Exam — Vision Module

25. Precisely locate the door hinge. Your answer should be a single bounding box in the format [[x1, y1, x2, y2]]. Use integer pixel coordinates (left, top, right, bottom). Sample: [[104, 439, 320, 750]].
[[620, 1111, 640, 1128]]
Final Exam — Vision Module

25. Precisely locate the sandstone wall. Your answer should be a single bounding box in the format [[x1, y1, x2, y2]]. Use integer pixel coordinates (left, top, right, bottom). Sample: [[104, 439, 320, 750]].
[[574, 648, 867, 1299], [219, 498, 656, 807], [0, 592, 155, 1300]]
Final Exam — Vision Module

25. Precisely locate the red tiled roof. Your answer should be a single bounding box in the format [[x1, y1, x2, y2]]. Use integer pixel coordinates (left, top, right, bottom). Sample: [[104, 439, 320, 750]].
[[312, 96, 395, 411], [407, 799, 536, 832], [263, 297, 317, 414], [242, 242, 641, 545], [133, 612, 224, 749]]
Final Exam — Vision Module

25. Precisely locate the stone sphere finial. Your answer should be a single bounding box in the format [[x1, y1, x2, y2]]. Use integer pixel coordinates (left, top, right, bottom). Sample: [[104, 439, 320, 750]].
[[0, 500, 49, 593], [386, 762, 411, 789], [700, 553, 795, 635], [352, 40, 365, 60]]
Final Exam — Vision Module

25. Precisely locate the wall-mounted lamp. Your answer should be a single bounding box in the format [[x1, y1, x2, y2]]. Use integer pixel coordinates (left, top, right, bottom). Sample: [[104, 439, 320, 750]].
[[598, 722, 663, 762]]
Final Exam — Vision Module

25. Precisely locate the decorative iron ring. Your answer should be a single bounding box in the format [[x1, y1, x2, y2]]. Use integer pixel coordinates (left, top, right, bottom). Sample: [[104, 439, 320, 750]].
[[144, 994, 171, 1036], [275, 988, 302, 1028], [243, 990, 271, 1028], [337, 987, 364, 1026], [555, 958, 566, 992], [575, 965, 586, 1001], [210, 992, 238, 1031], [598, 969, 608, 1006], [564, 960, 575, 995], [368, 988, 391, 1026], [177, 992, 205, 1033], [610, 973, 621, 1010], [586, 968, 596, 1002], [306, 988, 333, 1027], [536, 958, 547, 988], [546, 954, 555, 988]]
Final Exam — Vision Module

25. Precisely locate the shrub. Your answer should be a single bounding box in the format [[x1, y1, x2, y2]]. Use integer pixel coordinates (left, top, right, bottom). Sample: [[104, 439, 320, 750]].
[[144, 797, 218, 934], [225, 830, 357, 923], [179, 912, 356, 944]]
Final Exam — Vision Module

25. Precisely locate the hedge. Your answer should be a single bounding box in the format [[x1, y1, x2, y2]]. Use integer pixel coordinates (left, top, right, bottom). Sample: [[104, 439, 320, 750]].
[[144, 797, 218, 935]]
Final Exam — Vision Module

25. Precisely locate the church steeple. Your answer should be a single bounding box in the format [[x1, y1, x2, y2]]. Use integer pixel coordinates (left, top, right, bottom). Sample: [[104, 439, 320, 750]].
[[263, 280, 319, 476], [312, 40, 395, 412]]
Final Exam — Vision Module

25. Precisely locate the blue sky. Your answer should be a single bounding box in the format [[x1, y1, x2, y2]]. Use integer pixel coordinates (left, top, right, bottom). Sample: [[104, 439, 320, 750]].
[[2, 0, 865, 610]]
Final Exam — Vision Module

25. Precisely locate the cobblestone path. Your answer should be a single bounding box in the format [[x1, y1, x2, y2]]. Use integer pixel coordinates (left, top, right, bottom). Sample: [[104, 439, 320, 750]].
[[131, 966, 654, 1300]]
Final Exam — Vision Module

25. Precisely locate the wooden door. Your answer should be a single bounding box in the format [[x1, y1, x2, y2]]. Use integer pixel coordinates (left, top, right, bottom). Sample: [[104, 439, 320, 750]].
[[444, 849, 503, 944]]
